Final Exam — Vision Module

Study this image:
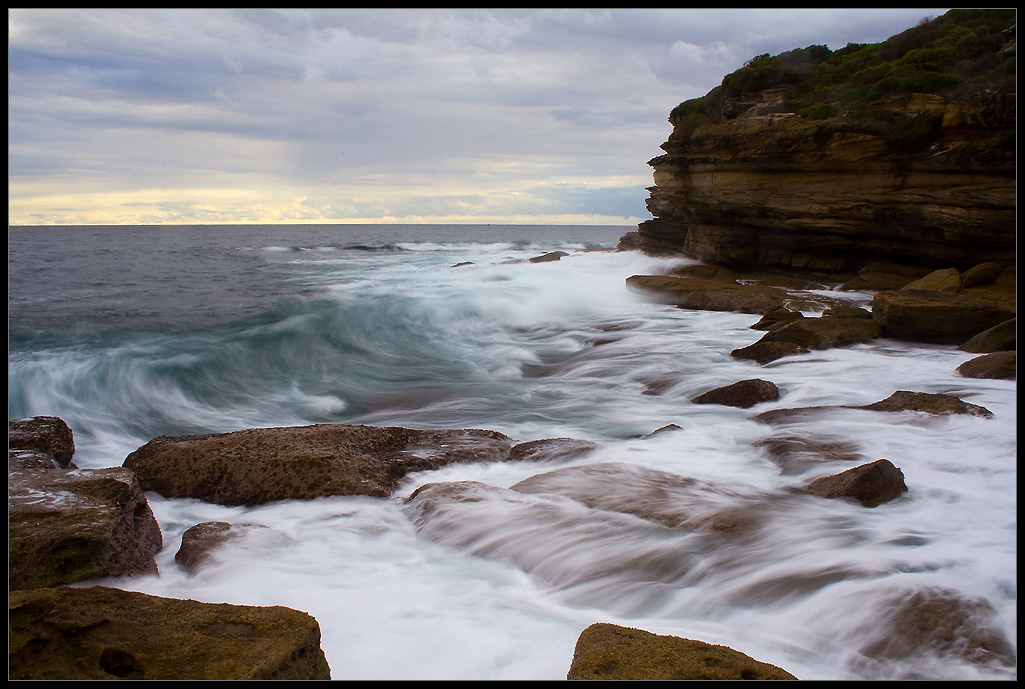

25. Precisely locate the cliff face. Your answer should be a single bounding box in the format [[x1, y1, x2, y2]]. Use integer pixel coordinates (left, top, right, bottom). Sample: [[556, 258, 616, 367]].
[[622, 10, 1016, 272]]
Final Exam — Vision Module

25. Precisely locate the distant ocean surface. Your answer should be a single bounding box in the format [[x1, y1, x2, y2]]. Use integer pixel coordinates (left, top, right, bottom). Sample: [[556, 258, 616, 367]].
[[8, 224, 1016, 680]]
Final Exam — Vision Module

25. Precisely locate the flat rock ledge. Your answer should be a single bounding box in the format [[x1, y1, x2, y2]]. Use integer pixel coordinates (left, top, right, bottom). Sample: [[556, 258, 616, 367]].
[[566, 622, 797, 680], [124, 423, 596, 506], [9, 586, 331, 680]]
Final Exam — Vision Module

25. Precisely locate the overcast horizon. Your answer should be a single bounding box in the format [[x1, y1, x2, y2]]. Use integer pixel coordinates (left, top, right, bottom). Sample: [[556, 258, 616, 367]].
[[9, 8, 951, 227]]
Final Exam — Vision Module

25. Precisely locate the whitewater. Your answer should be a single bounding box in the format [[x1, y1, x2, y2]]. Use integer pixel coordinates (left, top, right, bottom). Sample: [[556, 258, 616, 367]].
[[8, 224, 1016, 680]]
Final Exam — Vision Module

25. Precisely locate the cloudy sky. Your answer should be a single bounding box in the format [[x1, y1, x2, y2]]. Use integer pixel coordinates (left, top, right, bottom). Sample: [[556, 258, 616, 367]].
[[8, 8, 950, 226]]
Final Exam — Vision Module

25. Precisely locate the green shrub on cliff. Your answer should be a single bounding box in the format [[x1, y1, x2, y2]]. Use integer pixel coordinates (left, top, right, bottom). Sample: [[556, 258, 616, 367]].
[[669, 8, 1015, 142]]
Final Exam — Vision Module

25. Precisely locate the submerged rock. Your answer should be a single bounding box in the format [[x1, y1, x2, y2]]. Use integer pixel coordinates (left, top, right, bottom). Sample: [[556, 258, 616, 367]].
[[858, 588, 1016, 670], [566, 622, 797, 680], [8, 586, 332, 680], [754, 435, 861, 475], [805, 459, 908, 508], [9, 465, 163, 591], [174, 521, 264, 575]]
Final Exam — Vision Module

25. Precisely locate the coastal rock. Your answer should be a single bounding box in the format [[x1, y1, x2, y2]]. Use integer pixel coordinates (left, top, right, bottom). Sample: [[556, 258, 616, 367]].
[[529, 250, 569, 263], [566, 623, 797, 680], [9, 466, 162, 591], [956, 351, 1016, 380], [751, 315, 882, 350], [840, 262, 932, 291], [175, 521, 260, 575], [730, 341, 809, 365], [505, 437, 598, 463], [858, 588, 1016, 670], [959, 261, 1004, 288], [750, 308, 806, 331], [691, 378, 780, 408], [805, 459, 908, 507], [900, 267, 962, 293], [871, 290, 1016, 345], [625, 274, 793, 314], [753, 435, 861, 475], [8, 586, 332, 680], [958, 318, 1015, 353], [124, 423, 593, 506], [9, 416, 76, 468], [859, 390, 993, 418]]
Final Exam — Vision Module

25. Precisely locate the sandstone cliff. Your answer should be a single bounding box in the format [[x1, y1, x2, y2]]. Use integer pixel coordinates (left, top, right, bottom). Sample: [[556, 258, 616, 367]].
[[621, 9, 1016, 272]]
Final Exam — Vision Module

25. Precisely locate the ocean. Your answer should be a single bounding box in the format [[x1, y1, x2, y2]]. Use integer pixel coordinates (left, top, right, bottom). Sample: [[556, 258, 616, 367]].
[[7, 223, 1016, 680]]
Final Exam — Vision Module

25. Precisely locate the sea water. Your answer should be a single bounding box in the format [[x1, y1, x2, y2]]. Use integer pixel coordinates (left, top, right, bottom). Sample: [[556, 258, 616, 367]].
[[8, 224, 1016, 680]]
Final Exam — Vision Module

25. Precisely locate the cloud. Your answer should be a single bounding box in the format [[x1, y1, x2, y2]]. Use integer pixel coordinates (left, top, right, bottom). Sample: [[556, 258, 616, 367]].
[[7, 8, 951, 225]]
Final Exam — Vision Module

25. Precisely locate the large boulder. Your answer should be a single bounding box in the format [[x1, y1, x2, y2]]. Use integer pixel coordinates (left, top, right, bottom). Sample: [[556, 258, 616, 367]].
[[566, 623, 797, 680], [8, 416, 76, 468], [8, 586, 332, 680], [9, 465, 163, 591], [124, 423, 593, 506], [691, 379, 780, 409], [805, 459, 908, 508], [871, 290, 1015, 345]]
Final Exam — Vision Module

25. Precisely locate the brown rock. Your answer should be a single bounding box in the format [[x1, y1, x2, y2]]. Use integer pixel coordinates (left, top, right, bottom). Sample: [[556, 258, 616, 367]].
[[859, 588, 1015, 668], [8, 586, 332, 680], [566, 623, 797, 680], [860, 390, 993, 418], [692, 378, 780, 409], [9, 466, 163, 591], [841, 262, 932, 291], [730, 341, 810, 365], [123, 424, 517, 506], [958, 318, 1015, 353], [505, 438, 597, 463], [871, 290, 1016, 344], [175, 521, 251, 575], [900, 267, 962, 293], [960, 261, 1004, 288], [8, 416, 76, 468], [753, 435, 861, 475], [956, 351, 1016, 380], [625, 274, 794, 314], [750, 308, 806, 331], [754, 315, 881, 349], [805, 459, 908, 508], [529, 251, 569, 263]]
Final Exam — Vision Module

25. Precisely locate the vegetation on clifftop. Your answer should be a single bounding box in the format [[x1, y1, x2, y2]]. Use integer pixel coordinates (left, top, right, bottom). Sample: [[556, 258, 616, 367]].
[[669, 9, 1016, 146]]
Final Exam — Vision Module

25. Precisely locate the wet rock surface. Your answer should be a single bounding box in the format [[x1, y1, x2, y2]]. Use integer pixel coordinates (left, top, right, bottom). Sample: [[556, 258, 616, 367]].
[[805, 459, 908, 508]]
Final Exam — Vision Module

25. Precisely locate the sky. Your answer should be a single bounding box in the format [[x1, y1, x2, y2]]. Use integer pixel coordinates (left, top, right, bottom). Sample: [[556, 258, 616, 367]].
[[8, 8, 952, 226]]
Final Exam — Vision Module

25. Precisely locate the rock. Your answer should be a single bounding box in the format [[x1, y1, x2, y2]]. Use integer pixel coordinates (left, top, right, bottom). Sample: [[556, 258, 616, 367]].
[[641, 373, 684, 395], [9, 466, 163, 591], [805, 459, 908, 507], [9, 448, 62, 470], [8, 416, 76, 468], [841, 262, 932, 291], [859, 390, 993, 418], [753, 435, 861, 475], [750, 308, 806, 331], [505, 438, 597, 463], [8, 586, 332, 680], [566, 623, 797, 680], [960, 261, 1004, 288], [956, 351, 1016, 380], [858, 588, 1015, 669], [175, 521, 256, 575], [730, 341, 810, 365], [691, 378, 780, 408], [871, 290, 1016, 344], [958, 318, 1015, 353], [900, 267, 962, 293], [123, 423, 594, 506], [625, 274, 794, 314], [529, 251, 569, 263], [821, 302, 873, 319], [752, 315, 882, 350]]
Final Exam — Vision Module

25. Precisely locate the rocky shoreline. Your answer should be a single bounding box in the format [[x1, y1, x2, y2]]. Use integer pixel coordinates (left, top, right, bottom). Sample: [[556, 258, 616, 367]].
[[9, 251, 1016, 678]]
